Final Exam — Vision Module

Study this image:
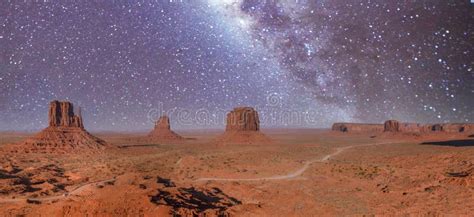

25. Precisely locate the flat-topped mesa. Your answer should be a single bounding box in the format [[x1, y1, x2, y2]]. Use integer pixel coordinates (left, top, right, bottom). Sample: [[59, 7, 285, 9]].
[[226, 107, 260, 132], [219, 107, 270, 145], [148, 116, 183, 141], [399, 123, 428, 133], [332, 123, 383, 133], [48, 100, 83, 128], [384, 120, 400, 132], [442, 124, 472, 133], [333, 120, 474, 135]]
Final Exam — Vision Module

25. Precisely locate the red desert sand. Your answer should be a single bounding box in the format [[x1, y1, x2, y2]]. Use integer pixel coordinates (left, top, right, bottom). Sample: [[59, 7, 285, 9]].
[[0, 106, 473, 216]]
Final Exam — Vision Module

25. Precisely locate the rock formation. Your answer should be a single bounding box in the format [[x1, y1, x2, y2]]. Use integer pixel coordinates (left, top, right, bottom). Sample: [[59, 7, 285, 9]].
[[148, 116, 184, 142], [461, 124, 474, 133], [423, 123, 474, 133], [331, 123, 349, 132], [218, 107, 270, 144], [399, 123, 425, 133], [441, 124, 468, 133], [226, 107, 260, 132], [48, 101, 83, 128], [431, 124, 443, 132], [8, 100, 108, 153], [332, 123, 384, 133], [333, 120, 474, 135], [384, 120, 400, 132]]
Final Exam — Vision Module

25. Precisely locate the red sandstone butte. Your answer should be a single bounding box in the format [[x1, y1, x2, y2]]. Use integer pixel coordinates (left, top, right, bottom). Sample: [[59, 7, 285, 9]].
[[226, 107, 260, 132], [218, 107, 270, 145], [384, 120, 400, 132], [148, 116, 184, 142], [9, 100, 108, 153], [49, 100, 84, 128]]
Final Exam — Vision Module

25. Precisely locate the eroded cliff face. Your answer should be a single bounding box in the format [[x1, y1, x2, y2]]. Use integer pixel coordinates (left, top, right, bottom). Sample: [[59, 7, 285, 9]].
[[384, 120, 400, 132], [225, 107, 260, 132], [48, 101, 83, 128], [218, 107, 270, 145]]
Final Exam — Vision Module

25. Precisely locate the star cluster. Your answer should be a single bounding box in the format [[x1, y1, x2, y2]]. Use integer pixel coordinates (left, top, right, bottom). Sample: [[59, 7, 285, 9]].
[[0, 0, 472, 131]]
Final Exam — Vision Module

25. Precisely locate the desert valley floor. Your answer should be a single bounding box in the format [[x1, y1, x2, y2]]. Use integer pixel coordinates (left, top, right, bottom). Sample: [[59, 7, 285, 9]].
[[1, 129, 473, 216]]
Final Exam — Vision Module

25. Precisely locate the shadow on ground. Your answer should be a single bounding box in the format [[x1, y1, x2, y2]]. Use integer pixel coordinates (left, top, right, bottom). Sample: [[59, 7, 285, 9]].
[[150, 176, 241, 215], [421, 139, 474, 147]]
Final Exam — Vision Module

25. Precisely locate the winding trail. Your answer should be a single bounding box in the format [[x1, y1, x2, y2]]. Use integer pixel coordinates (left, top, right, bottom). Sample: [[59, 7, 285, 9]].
[[0, 142, 392, 203], [0, 178, 116, 204], [195, 142, 392, 182]]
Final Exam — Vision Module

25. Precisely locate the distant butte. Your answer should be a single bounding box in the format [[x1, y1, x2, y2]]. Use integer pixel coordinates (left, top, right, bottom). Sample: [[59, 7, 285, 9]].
[[226, 107, 260, 132], [7, 100, 109, 153], [333, 120, 474, 134], [147, 116, 184, 142], [218, 107, 271, 145], [331, 123, 383, 133], [384, 120, 400, 132]]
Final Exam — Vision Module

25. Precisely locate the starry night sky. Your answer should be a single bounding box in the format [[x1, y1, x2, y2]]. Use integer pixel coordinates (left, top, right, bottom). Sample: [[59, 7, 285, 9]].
[[0, 0, 473, 131]]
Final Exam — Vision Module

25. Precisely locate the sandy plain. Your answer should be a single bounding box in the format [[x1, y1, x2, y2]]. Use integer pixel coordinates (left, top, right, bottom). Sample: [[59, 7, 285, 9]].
[[1, 129, 473, 216]]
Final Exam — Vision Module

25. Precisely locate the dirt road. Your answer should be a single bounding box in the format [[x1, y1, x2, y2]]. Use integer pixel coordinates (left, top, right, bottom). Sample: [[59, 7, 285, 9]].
[[195, 142, 391, 182]]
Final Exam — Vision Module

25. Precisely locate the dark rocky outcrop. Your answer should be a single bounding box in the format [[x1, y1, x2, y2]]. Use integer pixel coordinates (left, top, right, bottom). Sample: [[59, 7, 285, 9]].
[[150, 177, 240, 216]]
